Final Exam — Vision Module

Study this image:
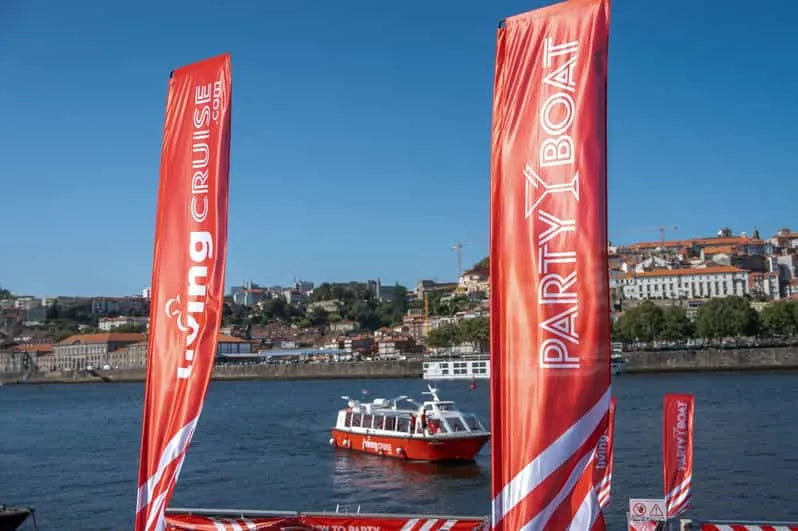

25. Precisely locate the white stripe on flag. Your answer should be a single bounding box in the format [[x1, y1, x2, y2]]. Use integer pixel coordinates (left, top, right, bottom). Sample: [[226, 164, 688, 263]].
[[144, 450, 187, 531], [668, 492, 690, 517], [242, 519, 257, 530], [518, 446, 595, 531], [597, 487, 611, 509], [400, 518, 420, 531], [567, 487, 601, 531], [136, 416, 199, 512], [145, 489, 169, 531], [666, 474, 692, 503], [667, 479, 691, 516], [492, 388, 610, 526], [440, 520, 457, 530]]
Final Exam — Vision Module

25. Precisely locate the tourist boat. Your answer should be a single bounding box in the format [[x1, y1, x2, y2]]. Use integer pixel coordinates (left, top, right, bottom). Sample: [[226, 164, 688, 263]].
[[329, 385, 490, 462]]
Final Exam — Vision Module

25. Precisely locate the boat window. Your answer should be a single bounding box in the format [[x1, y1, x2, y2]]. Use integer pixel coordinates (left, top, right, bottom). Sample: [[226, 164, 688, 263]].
[[373, 415, 385, 430], [362, 414, 373, 429], [396, 415, 410, 433], [447, 417, 467, 432], [345, 412, 352, 427], [437, 403, 454, 411], [464, 414, 483, 431], [384, 416, 397, 431], [351, 414, 361, 427]]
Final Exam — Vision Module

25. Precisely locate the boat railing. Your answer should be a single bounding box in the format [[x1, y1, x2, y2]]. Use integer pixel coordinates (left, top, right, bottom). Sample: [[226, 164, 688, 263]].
[[334, 503, 361, 514]]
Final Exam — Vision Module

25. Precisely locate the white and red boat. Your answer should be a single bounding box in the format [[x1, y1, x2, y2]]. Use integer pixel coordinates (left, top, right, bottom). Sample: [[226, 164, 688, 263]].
[[329, 385, 490, 462]]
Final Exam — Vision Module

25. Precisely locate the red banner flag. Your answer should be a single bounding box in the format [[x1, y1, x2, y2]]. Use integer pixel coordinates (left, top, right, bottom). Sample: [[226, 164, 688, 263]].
[[489, 0, 611, 529], [595, 397, 617, 508], [135, 53, 232, 531], [663, 393, 694, 518], [166, 514, 291, 530]]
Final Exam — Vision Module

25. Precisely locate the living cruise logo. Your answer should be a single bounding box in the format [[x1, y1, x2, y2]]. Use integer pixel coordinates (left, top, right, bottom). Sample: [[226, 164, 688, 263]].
[[164, 75, 225, 380]]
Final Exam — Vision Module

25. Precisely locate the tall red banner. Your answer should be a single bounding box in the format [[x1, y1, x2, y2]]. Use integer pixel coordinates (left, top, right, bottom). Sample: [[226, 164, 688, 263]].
[[489, 0, 610, 529], [595, 397, 616, 509], [663, 393, 694, 518], [135, 53, 232, 531]]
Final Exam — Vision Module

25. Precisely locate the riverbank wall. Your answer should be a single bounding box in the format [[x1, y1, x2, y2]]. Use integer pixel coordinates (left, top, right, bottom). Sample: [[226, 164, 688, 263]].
[[0, 360, 424, 385], [3, 346, 798, 384], [623, 345, 798, 373]]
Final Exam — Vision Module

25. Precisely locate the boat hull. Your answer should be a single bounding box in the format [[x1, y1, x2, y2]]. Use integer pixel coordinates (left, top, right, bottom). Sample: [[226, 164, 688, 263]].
[[0, 507, 32, 531], [331, 429, 489, 462]]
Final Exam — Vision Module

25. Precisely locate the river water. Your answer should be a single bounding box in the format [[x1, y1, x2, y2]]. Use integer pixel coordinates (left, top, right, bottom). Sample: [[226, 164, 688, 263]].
[[2, 372, 798, 530]]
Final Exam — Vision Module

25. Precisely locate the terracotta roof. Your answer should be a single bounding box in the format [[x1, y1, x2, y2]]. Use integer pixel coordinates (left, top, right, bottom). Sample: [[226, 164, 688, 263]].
[[625, 266, 746, 279], [626, 237, 764, 250], [14, 343, 54, 353], [58, 333, 146, 345], [703, 245, 735, 255], [217, 334, 247, 343]]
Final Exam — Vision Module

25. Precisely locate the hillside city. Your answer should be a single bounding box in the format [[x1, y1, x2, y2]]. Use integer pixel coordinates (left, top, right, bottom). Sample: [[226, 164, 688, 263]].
[[2, 226, 798, 376]]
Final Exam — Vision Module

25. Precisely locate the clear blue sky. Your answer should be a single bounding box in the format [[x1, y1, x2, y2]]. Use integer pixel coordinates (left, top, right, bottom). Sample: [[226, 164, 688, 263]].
[[1, 1, 796, 297]]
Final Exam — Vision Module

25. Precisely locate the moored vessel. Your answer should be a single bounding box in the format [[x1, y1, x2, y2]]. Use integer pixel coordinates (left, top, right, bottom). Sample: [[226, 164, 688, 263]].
[[330, 385, 490, 462]]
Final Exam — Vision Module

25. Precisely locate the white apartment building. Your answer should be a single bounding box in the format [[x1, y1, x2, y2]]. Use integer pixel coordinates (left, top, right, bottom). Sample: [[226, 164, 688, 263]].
[[620, 266, 749, 300], [98, 315, 149, 331]]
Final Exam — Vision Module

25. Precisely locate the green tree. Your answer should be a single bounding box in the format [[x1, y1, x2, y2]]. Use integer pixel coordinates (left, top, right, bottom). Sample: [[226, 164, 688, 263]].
[[426, 324, 459, 348], [348, 300, 384, 331], [659, 306, 692, 341], [225, 303, 246, 326], [259, 297, 288, 323], [760, 301, 798, 336], [460, 317, 489, 349], [695, 296, 759, 338], [616, 301, 664, 342], [308, 307, 330, 329]]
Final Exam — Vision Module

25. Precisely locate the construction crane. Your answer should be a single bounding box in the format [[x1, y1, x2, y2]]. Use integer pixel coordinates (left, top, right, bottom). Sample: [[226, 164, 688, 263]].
[[451, 241, 470, 280], [620, 225, 679, 246], [655, 225, 679, 245]]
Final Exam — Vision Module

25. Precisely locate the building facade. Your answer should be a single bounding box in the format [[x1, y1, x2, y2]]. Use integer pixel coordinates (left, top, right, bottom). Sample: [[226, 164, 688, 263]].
[[620, 266, 750, 301]]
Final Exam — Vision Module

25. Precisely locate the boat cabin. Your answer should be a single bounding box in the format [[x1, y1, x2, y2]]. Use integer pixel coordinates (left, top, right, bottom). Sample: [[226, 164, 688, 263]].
[[335, 395, 487, 437]]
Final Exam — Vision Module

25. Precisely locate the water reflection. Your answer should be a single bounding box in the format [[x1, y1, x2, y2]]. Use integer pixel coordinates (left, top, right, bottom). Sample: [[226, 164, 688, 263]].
[[331, 450, 488, 509]]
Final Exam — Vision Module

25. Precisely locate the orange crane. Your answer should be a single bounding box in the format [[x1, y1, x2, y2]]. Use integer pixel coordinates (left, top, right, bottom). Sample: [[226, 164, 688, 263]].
[[424, 293, 430, 337]]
